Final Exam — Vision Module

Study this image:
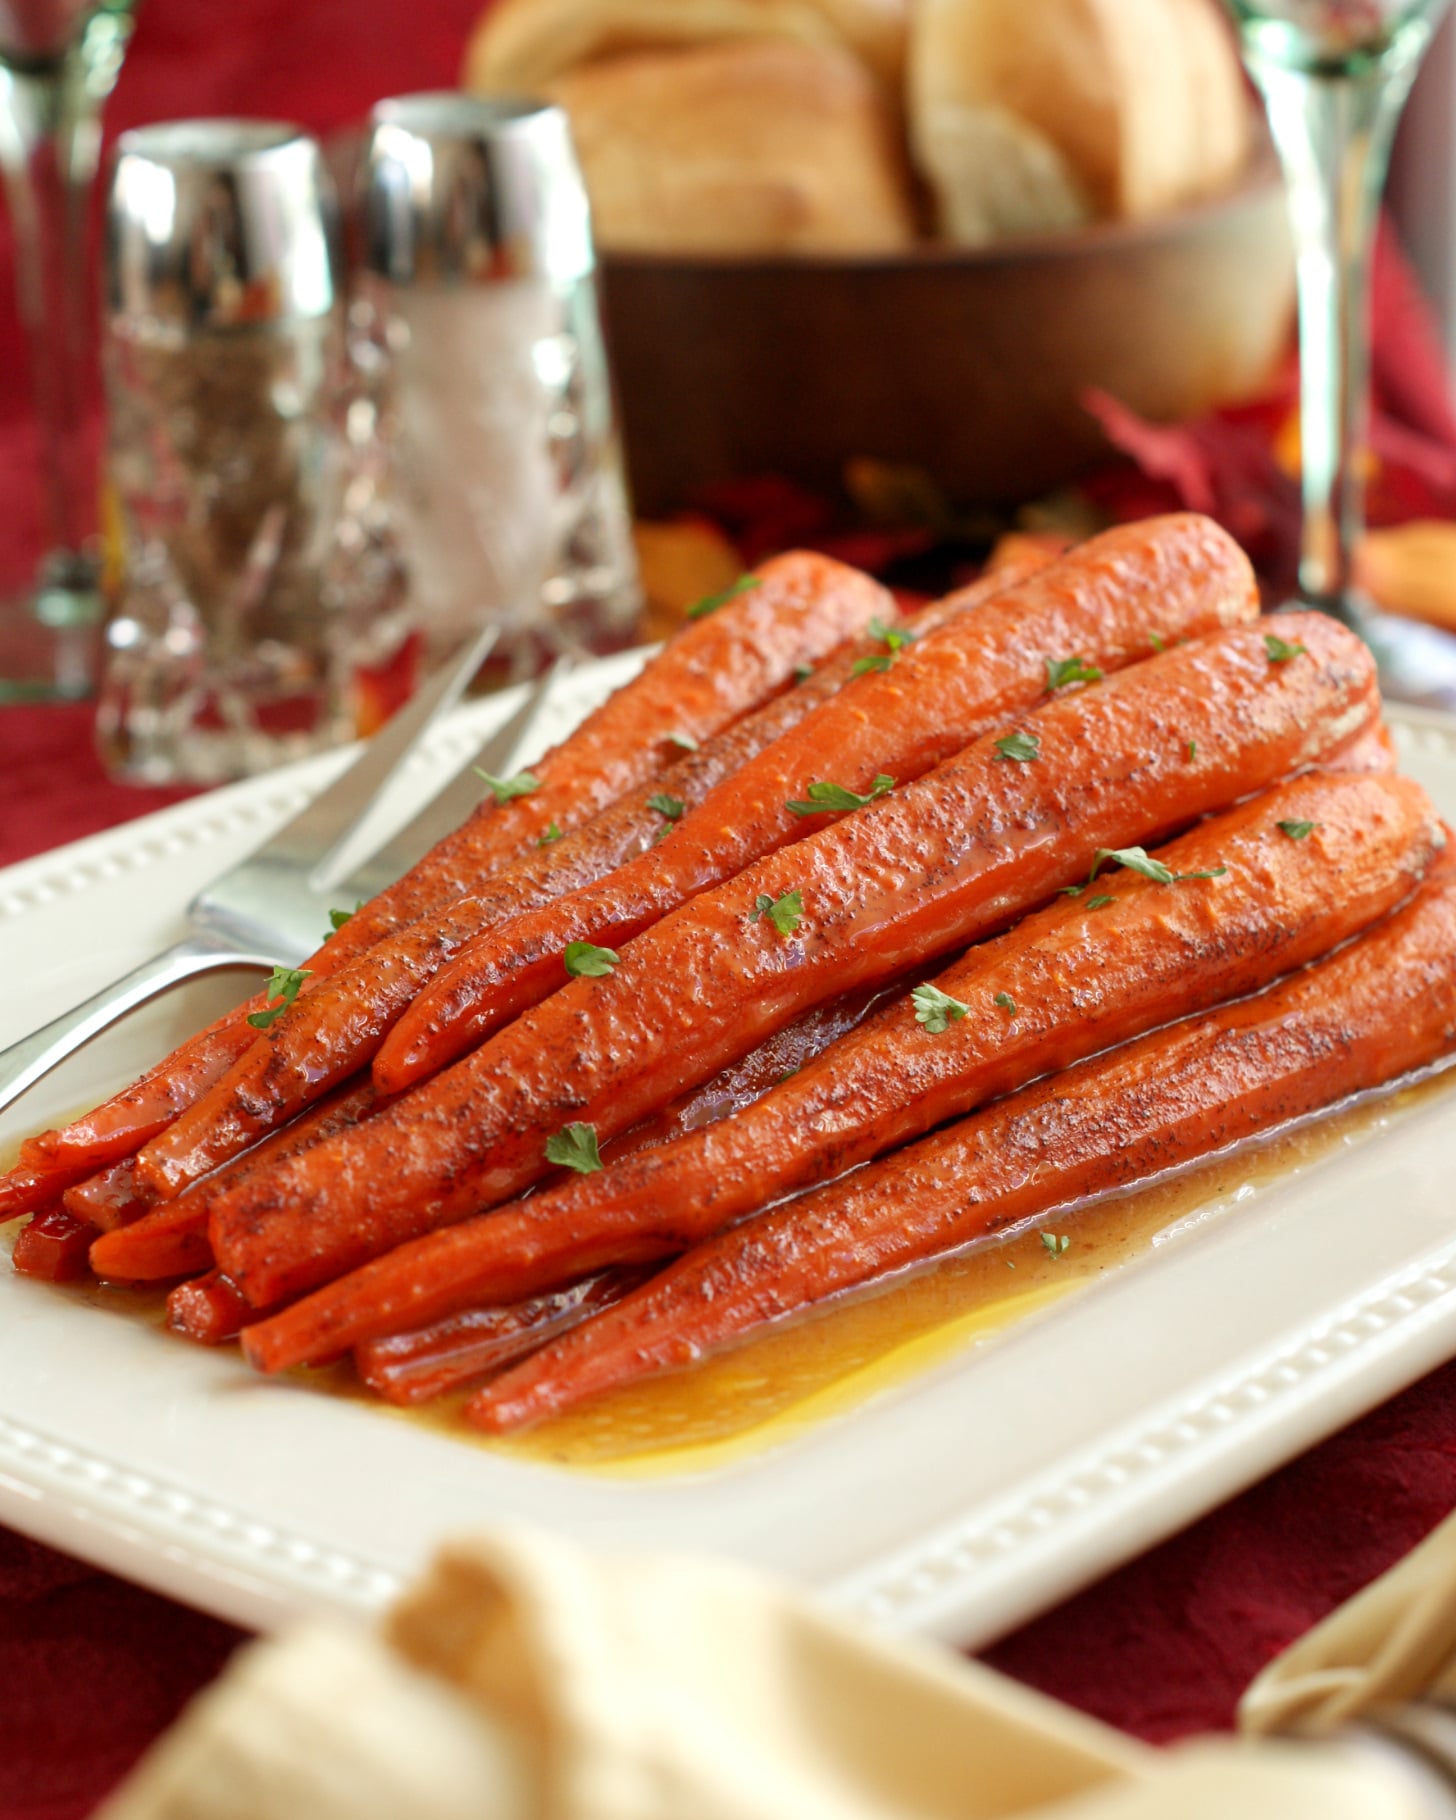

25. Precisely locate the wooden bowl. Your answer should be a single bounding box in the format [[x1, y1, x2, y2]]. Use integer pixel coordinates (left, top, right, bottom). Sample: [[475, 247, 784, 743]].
[[599, 150, 1293, 517]]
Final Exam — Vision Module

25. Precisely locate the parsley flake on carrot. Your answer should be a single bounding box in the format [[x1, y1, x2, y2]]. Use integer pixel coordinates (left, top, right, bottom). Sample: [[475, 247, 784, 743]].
[[750, 890, 804, 937], [912, 984, 969, 1033], [473, 768, 540, 806], [786, 776, 894, 816], [994, 732, 1040, 763], [686, 574, 761, 620], [544, 1123, 603, 1174], [246, 967, 312, 1031], [1045, 655, 1102, 691], [563, 942, 620, 979], [1264, 632, 1308, 663]]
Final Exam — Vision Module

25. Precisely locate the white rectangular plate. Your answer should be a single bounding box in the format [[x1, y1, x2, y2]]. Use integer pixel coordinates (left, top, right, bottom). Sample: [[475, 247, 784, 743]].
[[4, 666, 1456, 1650]]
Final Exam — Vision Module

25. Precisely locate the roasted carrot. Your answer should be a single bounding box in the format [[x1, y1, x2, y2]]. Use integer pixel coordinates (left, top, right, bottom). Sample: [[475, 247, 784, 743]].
[[13, 549, 886, 1194], [239, 767, 1441, 1372], [354, 1269, 646, 1406], [220, 613, 1377, 1320], [61, 1160, 154, 1232], [12, 1207, 97, 1283], [167, 1271, 254, 1346], [90, 1076, 378, 1282], [376, 513, 1259, 1091], [469, 860, 1456, 1432], [138, 575, 1022, 1197]]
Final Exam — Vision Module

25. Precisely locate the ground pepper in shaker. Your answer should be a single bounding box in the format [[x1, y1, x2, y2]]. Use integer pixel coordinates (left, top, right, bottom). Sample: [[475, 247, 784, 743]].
[[98, 119, 371, 784], [357, 92, 641, 679]]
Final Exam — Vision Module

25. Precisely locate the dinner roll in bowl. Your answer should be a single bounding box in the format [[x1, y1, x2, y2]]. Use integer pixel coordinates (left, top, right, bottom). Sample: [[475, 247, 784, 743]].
[[464, 0, 911, 91], [910, 0, 1251, 242], [537, 40, 918, 254]]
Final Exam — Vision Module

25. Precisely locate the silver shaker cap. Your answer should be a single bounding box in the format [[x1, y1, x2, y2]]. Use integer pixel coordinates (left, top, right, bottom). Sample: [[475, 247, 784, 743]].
[[106, 120, 339, 329], [361, 92, 594, 286]]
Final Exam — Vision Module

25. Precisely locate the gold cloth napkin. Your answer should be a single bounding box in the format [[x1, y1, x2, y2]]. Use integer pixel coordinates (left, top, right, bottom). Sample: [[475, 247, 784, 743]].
[[100, 1525, 1450, 1820]]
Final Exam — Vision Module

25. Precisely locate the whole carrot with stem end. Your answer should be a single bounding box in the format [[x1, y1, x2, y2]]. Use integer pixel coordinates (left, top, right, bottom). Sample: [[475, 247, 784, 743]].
[[239, 768, 1444, 1374], [12, 550, 888, 1193], [142, 573, 1028, 1199], [469, 858, 1456, 1434], [374, 513, 1259, 1095], [143, 512, 1246, 1194], [152, 513, 1252, 1199], [219, 613, 1377, 1318], [89, 1077, 378, 1283]]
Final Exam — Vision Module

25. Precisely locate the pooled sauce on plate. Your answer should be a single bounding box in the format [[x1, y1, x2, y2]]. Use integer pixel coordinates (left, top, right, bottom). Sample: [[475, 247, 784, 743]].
[[6, 1065, 1454, 1477], [369, 1061, 1456, 1476]]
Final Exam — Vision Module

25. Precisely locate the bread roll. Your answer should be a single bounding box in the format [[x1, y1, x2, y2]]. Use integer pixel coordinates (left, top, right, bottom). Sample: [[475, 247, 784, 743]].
[[464, 0, 910, 92], [909, 0, 1251, 244], [532, 41, 917, 254]]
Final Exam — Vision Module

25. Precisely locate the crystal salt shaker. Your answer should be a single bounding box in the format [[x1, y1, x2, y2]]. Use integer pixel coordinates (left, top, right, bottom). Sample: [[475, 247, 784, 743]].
[[99, 120, 357, 784], [357, 93, 641, 678]]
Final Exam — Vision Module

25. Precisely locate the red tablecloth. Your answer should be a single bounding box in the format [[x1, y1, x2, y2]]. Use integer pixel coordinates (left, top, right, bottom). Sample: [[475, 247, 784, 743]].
[[7, 5, 1456, 1816]]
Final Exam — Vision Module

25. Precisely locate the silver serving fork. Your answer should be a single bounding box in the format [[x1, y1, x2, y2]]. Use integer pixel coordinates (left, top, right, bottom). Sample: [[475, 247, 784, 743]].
[[0, 628, 574, 1118]]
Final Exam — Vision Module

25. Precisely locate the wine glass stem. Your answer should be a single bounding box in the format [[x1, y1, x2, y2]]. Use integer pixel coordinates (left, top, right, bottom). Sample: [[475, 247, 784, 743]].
[[1247, 49, 1421, 609], [0, 59, 93, 562]]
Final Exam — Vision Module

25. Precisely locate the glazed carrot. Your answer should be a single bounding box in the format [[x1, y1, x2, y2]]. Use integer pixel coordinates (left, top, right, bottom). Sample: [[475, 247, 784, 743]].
[[355, 1269, 646, 1406], [238, 768, 1441, 1372], [221, 613, 1376, 1319], [12, 1207, 97, 1283], [90, 1076, 378, 1282], [140, 575, 1019, 1195], [377, 513, 1259, 1092], [15, 549, 887, 1192], [469, 861, 1456, 1432], [61, 1160, 154, 1232], [167, 1271, 254, 1346]]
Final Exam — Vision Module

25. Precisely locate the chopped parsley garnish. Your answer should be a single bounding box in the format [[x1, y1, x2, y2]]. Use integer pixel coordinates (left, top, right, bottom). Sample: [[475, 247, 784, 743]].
[[1045, 655, 1103, 691], [325, 902, 361, 937], [563, 941, 620, 979], [993, 731, 1041, 763], [537, 821, 564, 846], [1041, 1232, 1071, 1258], [473, 768, 540, 806], [686, 574, 760, 620], [649, 791, 687, 843], [793, 663, 815, 682], [786, 775, 895, 816], [1149, 632, 1167, 653], [751, 889, 804, 937], [1264, 632, 1308, 663], [246, 965, 312, 1031], [1278, 819, 1318, 840], [852, 616, 916, 677], [1187, 740, 1198, 761], [1086, 895, 1115, 910], [912, 983, 969, 1033], [667, 731, 698, 752], [545, 1122, 603, 1174], [1062, 846, 1228, 895], [993, 991, 1017, 1015]]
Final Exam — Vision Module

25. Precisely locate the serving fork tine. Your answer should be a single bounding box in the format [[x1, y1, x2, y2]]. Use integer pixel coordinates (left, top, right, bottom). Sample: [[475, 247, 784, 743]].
[[0, 629, 574, 1119]]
